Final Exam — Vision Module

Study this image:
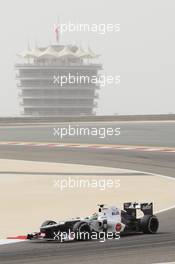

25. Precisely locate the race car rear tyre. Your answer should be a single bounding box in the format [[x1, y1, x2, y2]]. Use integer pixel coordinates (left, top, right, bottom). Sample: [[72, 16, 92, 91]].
[[140, 215, 159, 234], [73, 221, 91, 241]]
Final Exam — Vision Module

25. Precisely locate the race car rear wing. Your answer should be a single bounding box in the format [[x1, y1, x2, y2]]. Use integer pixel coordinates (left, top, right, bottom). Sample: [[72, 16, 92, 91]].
[[123, 202, 153, 216]]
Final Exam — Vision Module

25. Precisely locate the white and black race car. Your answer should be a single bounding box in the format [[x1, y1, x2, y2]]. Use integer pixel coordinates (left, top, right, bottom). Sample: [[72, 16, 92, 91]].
[[27, 202, 159, 242]]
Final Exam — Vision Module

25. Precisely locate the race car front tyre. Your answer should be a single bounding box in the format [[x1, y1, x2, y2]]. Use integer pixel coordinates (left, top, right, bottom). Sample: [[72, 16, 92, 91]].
[[140, 215, 159, 234], [73, 221, 91, 241], [40, 220, 57, 238]]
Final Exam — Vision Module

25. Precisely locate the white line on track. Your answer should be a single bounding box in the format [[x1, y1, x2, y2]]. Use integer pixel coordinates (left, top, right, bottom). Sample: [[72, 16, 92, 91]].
[[153, 262, 175, 264], [0, 239, 25, 245]]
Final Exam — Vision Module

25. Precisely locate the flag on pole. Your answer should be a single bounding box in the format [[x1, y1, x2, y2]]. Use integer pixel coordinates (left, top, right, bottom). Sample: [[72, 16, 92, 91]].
[[54, 24, 60, 43]]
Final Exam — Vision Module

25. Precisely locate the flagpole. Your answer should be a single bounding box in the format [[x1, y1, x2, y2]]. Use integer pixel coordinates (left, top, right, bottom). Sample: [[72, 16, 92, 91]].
[[54, 17, 60, 45], [57, 17, 60, 44]]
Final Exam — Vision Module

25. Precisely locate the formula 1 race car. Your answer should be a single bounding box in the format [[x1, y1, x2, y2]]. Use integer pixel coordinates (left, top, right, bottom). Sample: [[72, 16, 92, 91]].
[[27, 202, 159, 242]]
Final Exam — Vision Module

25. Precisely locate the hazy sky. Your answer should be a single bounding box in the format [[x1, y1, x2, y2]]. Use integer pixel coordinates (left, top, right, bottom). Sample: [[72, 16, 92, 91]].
[[0, 0, 175, 116]]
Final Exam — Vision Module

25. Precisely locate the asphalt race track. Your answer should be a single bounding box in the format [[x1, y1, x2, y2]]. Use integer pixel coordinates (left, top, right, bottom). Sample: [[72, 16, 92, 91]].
[[0, 122, 175, 264], [0, 221, 175, 264], [0, 121, 175, 147]]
